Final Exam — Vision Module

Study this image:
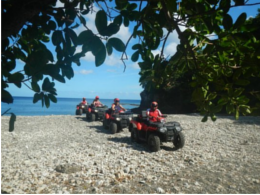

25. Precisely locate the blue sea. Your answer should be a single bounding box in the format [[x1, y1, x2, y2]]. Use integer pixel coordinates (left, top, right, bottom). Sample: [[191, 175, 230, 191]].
[[1, 96, 140, 116]]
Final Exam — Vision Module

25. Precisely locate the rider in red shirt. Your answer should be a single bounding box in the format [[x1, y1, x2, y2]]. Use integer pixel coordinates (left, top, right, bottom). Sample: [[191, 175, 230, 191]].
[[146, 101, 162, 123], [81, 97, 87, 105], [111, 98, 126, 113], [93, 96, 102, 107]]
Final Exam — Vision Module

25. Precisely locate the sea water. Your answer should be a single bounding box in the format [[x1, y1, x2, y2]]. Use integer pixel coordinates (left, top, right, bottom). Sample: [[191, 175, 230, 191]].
[[1, 96, 140, 116]]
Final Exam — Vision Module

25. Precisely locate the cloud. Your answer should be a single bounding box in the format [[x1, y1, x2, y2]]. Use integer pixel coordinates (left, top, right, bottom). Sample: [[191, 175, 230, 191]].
[[74, 69, 94, 75], [164, 42, 178, 58], [129, 62, 140, 70], [106, 69, 117, 73]]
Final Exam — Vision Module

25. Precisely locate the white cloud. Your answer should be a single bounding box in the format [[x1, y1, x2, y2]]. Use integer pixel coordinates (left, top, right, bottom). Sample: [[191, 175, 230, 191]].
[[105, 54, 123, 67], [164, 42, 178, 58], [74, 69, 93, 75], [129, 62, 140, 70]]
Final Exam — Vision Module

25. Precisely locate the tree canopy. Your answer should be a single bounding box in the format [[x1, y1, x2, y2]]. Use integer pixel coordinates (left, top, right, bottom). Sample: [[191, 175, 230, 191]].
[[2, 0, 260, 122]]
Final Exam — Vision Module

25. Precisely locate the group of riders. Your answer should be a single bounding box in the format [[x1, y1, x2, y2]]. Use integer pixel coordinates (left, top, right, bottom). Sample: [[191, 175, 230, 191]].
[[80, 97, 162, 123]]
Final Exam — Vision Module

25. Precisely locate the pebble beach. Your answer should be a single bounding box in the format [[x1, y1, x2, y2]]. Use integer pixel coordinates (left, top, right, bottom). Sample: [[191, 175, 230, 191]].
[[1, 114, 260, 194]]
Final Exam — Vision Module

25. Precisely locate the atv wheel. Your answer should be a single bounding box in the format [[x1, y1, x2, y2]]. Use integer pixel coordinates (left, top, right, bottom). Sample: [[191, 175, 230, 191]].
[[103, 119, 109, 129], [131, 128, 140, 143], [148, 134, 160, 152], [90, 113, 96, 121], [75, 110, 79, 115], [78, 109, 83, 115], [173, 132, 185, 149], [110, 122, 117, 134]]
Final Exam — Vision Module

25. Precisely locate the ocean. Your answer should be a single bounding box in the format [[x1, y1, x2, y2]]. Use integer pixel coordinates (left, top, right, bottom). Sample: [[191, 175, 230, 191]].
[[1, 96, 140, 116]]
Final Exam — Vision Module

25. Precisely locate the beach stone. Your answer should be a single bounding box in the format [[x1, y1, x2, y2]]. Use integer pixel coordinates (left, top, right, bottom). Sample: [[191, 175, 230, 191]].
[[156, 187, 165, 194], [55, 164, 81, 174]]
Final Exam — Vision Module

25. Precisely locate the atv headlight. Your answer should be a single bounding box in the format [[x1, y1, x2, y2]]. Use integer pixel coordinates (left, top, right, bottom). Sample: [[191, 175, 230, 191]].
[[159, 127, 167, 133], [116, 118, 120, 121], [94, 110, 98, 112], [175, 126, 182, 131], [129, 117, 132, 120]]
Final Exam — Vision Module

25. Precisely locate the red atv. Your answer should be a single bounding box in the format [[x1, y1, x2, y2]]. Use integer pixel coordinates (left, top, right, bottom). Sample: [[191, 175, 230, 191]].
[[103, 109, 133, 134], [129, 111, 185, 152], [86, 104, 108, 121], [75, 103, 88, 115]]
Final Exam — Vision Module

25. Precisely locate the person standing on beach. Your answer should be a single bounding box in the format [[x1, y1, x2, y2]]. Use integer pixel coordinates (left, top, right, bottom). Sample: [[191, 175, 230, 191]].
[[92, 96, 103, 107], [111, 98, 126, 113]]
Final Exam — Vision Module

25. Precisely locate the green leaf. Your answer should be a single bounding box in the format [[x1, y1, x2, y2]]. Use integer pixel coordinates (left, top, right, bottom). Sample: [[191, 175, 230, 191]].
[[48, 94, 57, 103], [207, 93, 217, 100], [124, 16, 129, 27], [165, 0, 177, 13], [48, 20, 56, 30], [107, 37, 125, 52], [235, 79, 250, 86], [127, 3, 137, 11], [115, 0, 128, 10], [236, 96, 249, 105], [132, 44, 142, 50], [1, 90, 13, 104], [218, 97, 229, 105], [52, 30, 63, 46], [219, 0, 231, 13], [233, 88, 244, 97], [223, 14, 233, 30], [106, 42, 113, 56], [44, 94, 50, 108], [78, 30, 94, 45], [91, 36, 106, 66], [31, 82, 40, 92], [114, 15, 122, 26], [66, 28, 78, 46], [201, 115, 208, 122], [226, 103, 234, 114], [42, 77, 51, 91], [131, 51, 139, 62], [95, 10, 107, 35], [234, 0, 244, 6], [210, 114, 217, 122], [233, 12, 247, 30], [9, 113, 16, 132], [33, 93, 42, 103]]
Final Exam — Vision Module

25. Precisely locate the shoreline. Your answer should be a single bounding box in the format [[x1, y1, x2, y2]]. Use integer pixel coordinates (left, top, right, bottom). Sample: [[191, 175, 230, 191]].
[[1, 115, 260, 193]]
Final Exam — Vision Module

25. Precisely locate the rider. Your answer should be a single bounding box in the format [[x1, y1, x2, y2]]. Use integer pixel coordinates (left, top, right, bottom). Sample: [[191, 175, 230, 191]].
[[146, 101, 162, 124], [81, 97, 87, 105], [92, 96, 103, 107], [111, 98, 126, 113]]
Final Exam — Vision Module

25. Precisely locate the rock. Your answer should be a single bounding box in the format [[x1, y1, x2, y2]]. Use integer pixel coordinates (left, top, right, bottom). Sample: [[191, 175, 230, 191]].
[[55, 164, 81, 174], [156, 187, 165, 194]]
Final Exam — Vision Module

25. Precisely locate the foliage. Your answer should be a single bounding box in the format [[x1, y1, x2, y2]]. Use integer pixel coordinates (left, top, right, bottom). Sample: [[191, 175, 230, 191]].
[[2, 0, 260, 122]]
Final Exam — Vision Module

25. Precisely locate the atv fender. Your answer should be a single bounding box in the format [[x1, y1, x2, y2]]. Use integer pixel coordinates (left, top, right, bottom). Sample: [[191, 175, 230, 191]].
[[105, 113, 109, 119], [137, 122, 142, 130]]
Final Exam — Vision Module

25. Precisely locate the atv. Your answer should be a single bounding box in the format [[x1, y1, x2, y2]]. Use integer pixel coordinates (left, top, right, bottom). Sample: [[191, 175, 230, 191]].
[[129, 111, 185, 152], [103, 109, 134, 134], [86, 104, 108, 121], [75, 103, 88, 115]]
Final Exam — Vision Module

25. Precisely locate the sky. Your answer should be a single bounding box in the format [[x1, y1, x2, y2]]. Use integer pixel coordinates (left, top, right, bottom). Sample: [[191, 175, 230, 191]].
[[3, 0, 260, 100]]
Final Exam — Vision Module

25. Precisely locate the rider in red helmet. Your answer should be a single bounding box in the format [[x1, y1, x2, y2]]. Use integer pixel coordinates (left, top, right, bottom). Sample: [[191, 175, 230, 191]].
[[81, 97, 87, 105], [111, 98, 126, 113], [146, 101, 162, 123], [92, 96, 103, 107]]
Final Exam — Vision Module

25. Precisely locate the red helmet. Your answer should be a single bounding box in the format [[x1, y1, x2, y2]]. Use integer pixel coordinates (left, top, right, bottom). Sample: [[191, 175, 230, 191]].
[[151, 101, 158, 108], [114, 98, 120, 103], [95, 96, 99, 99]]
